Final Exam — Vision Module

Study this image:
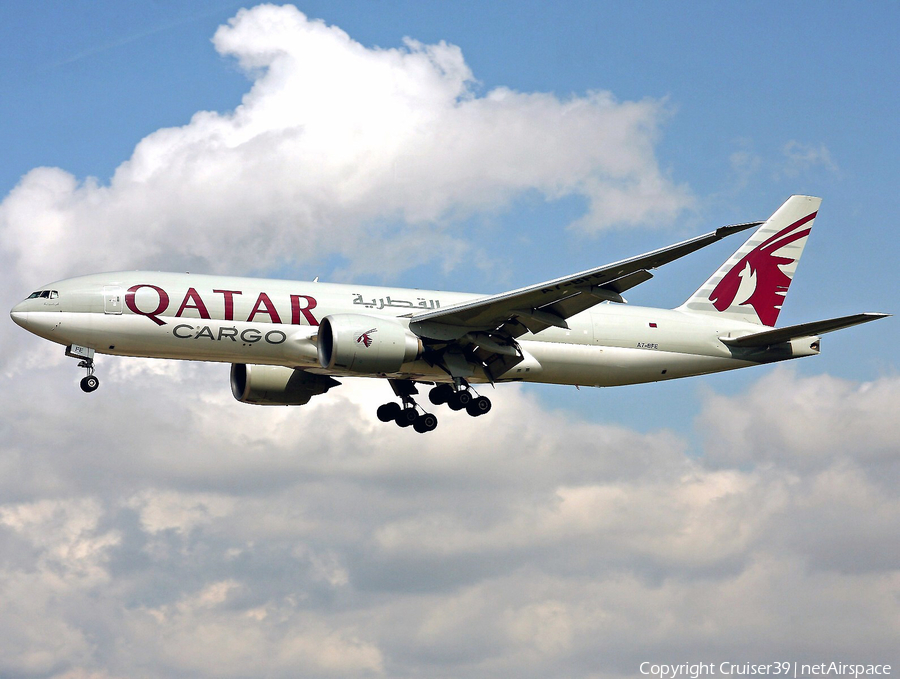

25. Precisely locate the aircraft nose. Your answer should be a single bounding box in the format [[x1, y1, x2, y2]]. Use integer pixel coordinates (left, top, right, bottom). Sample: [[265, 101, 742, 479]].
[[10, 302, 29, 329]]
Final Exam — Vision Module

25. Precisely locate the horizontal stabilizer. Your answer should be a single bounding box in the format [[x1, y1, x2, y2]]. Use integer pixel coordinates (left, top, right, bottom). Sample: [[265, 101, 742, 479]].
[[720, 312, 890, 347]]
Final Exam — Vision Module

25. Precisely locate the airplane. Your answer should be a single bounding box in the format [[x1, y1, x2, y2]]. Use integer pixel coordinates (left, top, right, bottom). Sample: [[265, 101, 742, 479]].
[[10, 195, 888, 433]]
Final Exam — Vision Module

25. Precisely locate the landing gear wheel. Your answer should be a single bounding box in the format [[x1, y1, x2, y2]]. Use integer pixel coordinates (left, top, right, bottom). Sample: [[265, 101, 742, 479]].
[[377, 402, 402, 422], [413, 413, 438, 433], [466, 395, 491, 417], [429, 384, 454, 406], [447, 390, 473, 411], [80, 375, 99, 393], [395, 407, 419, 428]]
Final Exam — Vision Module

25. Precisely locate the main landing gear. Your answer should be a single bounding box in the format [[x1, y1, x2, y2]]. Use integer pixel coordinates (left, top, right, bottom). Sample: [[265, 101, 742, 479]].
[[376, 379, 491, 433], [427, 383, 492, 417], [376, 401, 438, 433], [376, 380, 437, 433]]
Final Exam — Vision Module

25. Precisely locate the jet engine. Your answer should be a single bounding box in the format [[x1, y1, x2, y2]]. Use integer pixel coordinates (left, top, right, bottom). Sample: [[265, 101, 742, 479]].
[[230, 363, 340, 405], [317, 314, 422, 373]]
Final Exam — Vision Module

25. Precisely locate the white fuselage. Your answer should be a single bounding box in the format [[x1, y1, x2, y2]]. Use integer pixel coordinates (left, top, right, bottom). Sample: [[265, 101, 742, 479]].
[[10, 271, 814, 388]]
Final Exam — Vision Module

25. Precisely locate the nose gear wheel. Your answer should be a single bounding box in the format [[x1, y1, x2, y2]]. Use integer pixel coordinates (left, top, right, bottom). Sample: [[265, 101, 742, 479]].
[[80, 372, 99, 393], [76, 354, 99, 393]]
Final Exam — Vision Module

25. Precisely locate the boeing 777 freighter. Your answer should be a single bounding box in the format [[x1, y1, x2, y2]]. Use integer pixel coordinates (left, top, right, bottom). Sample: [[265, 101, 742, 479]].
[[10, 196, 888, 432]]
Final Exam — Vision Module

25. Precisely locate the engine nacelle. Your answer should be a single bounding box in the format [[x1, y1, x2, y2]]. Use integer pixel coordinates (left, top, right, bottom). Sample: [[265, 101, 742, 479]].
[[230, 363, 339, 406], [317, 314, 422, 374]]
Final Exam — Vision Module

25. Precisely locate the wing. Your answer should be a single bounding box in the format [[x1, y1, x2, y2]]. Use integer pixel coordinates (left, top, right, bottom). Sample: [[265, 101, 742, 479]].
[[411, 221, 762, 340], [408, 220, 762, 382]]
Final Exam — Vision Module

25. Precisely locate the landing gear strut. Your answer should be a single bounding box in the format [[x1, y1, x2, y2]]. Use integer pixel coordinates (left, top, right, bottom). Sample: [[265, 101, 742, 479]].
[[66, 344, 99, 393]]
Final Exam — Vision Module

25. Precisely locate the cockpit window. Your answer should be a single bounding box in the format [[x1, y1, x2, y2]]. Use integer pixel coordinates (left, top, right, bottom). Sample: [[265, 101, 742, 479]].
[[26, 290, 59, 300]]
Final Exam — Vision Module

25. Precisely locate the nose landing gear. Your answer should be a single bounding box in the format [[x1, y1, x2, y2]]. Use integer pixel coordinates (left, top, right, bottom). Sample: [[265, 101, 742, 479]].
[[80, 368, 99, 393], [66, 344, 99, 393]]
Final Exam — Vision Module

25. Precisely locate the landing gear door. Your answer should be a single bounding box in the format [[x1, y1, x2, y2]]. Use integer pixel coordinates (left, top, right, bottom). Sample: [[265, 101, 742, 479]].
[[103, 286, 124, 314]]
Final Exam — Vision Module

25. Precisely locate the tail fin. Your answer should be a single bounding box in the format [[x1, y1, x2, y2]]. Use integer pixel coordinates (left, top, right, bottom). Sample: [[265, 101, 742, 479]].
[[678, 195, 821, 326]]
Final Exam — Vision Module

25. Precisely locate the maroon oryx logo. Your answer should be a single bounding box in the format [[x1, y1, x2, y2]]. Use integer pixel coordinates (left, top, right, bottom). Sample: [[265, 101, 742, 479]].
[[709, 212, 815, 327], [356, 328, 377, 348]]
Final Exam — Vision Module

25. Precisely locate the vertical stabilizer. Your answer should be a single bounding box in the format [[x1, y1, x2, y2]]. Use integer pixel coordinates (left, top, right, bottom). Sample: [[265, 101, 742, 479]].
[[678, 195, 820, 326]]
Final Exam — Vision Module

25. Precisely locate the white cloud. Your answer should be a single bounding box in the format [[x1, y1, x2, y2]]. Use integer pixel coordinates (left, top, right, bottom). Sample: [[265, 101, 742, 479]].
[[723, 138, 839, 193], [126, 588, 385, 676], [698, 368, 900, 475], [0, 498, 118, 676], [0, 4, 896, 677], [0, 357, 898, 676], [0, 498, 119, 587], [728, 138, 763, 190], [126, 490, 237, 535], [780, 140, 840, 178], [0, 4, 691, 294]]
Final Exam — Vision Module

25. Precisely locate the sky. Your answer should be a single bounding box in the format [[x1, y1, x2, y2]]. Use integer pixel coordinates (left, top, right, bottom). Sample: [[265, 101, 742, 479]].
[[0, 2, 897, 678]]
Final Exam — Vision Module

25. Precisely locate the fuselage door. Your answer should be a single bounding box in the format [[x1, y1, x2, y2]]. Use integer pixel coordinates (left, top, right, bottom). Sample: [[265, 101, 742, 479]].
[[103, 286, 124, 314]]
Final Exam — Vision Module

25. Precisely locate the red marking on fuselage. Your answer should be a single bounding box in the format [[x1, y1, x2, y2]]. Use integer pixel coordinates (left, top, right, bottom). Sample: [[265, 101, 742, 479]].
[[246, 292, 282, 324], [175, 287, 211, 319], [125, 285, 320, 326], [291, 294, 319, 326], [125, 284, 170, 326], [213, 289, 242, 321], [709, 212, 815, 326]]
